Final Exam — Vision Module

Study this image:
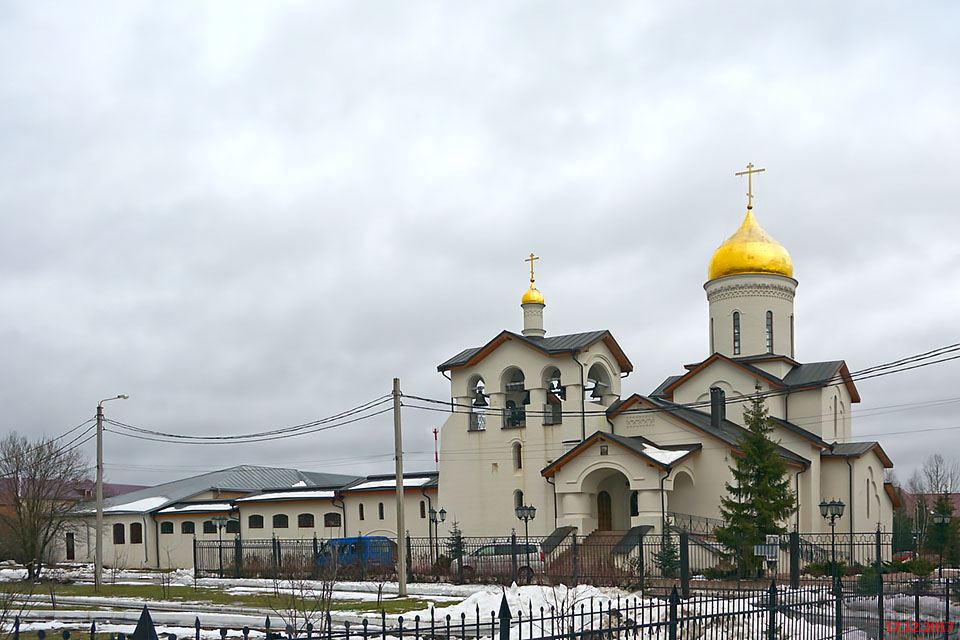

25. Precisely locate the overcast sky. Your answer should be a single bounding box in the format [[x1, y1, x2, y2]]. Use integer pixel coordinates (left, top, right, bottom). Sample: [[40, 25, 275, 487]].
[[1, 2, 957, 490]]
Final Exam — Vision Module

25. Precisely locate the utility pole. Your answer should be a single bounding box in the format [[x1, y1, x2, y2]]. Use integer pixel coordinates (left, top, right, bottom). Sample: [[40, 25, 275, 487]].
[[95, 394, 128, 592], [393, 378, 407, 597]]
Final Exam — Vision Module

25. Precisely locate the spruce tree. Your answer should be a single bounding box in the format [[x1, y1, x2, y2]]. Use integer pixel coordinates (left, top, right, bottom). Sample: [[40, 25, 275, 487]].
[[715, 384, 797, 576]]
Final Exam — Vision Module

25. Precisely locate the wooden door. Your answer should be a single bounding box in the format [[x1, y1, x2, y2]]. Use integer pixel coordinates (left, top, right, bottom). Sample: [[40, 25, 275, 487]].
[[597, 491, 612, 531]]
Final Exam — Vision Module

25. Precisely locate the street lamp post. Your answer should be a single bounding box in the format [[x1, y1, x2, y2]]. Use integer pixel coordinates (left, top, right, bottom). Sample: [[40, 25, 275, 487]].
[[95, 394, 129, 592], [932, 512, 951, 584], [212, 515, 230, 578], [428, 507, 446, 565], [515, 504, 536, 580], [819, 499, 846, 589]]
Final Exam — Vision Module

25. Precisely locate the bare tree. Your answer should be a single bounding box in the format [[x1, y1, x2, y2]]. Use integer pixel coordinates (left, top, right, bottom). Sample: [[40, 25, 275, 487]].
[[0, 433, 88, 580], [921, 454, 960, 495]]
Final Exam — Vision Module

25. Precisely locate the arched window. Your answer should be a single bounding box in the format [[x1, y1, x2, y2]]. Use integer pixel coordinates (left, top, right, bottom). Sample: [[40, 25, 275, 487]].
[[130, 522, 143, 544], [160, 521, 174, 534], [765, 311, 773, 354], [733, 312, 741, 356], [630, 492, 639, 517], [113, 523, 125, 544], [324, 513, 341, 527], [586, 363, 612, 403], [181, 521, 195, 534], [273, 514, 289, 529], [833, 400, 838, 438], [378, 503, 385, 520], [203, 520, 216, 534], [359, 504, 365, 520], [514, 490, 524, 509], [866, 479, 871, 519], [790, 314, 795, 358], [502, 368, 527, 428], [469, 377, 487, 431], [298, 513, 314, 528], [226, 520, 240, 534], [420, 501, 426, 518], [513, 442, 523, 470], [249, 514, 264, 529]]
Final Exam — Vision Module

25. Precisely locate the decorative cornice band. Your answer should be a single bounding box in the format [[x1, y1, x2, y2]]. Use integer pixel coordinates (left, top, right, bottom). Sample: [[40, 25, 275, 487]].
[[706, 281, 796, 303]]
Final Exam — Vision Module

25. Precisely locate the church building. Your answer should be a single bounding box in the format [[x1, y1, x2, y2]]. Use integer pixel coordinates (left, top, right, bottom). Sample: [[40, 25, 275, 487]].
[[436, 176, 897, 541]]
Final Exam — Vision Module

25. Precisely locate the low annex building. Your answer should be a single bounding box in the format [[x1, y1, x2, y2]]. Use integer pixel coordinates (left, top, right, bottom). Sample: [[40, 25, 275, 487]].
[[62, 465, 437, 569]]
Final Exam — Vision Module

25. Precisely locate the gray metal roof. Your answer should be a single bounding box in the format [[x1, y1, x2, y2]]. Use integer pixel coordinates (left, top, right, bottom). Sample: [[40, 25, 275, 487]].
[[782, 361, 845, 388], [438, 330, 623, 371], [650, 375, 683, 398], [769, 416, 828, 448], [639, 397, 811, 467], [822, 442, 877, 457], [100, 465, 361, 514]]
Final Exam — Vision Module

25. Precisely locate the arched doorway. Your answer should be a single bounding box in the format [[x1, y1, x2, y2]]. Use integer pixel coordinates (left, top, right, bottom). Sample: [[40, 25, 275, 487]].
[[597, 491, 612, 531]]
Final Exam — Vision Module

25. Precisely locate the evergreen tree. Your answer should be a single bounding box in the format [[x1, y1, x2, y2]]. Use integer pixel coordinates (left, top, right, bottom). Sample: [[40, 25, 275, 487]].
[[715, 384, 797, 576], [654, 533, 680, 578]]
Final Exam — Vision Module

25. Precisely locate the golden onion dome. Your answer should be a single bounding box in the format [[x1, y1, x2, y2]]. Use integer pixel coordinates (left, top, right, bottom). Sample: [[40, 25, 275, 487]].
[[708, 208, 793, 280], [521, 285, 545, 305]]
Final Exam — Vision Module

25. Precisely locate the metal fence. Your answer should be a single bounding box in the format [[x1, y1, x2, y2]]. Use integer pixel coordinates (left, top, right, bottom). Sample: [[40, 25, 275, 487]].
[[196, 530, 900, 587], [19, 580, 955, 640]]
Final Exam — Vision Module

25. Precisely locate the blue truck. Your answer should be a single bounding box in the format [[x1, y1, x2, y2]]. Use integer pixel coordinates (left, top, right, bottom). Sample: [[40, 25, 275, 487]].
[[316, 536, 397, 570]]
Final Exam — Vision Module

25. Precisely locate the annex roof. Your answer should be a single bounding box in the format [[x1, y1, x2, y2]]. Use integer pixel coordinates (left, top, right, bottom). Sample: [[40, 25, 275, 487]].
[[541, 431, 701, 477], [340, 472, 439, 493], [155, 501, 234, 515], [438, 330, 633, 373], [235, 489, 337, 503], [99, 465, 361, 514], [608, 394, 810, 468], [821, 442, 893, 468]]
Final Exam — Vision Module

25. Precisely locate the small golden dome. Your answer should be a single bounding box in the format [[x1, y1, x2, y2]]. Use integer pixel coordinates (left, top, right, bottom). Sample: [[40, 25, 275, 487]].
[[708, 208, 793, 280], [521, 285, 545, 305]]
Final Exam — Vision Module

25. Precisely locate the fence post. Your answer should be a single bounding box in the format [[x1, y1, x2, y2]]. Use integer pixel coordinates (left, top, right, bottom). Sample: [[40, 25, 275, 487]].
[[914, 579, 920, 629], [234, 536, 242, 579], [789, 531, 799, 589], [679, 531, 690, 599], [572, 535, 579, 584], [510, 531, 518, 585], [405, 534, 413, 582], [498, 593, 511, 640], [312, 535, 319, 580], [13, 616, 18, 640], [358, 536, 366, 581], [192, 538, 198, 579], [834, 579, 843, 640], [668, 585, 679, 640], [875, 529, 883, 640], [272, 535, 279, 578], [942, 578, 949, 640], [767, 579, 777, 640]]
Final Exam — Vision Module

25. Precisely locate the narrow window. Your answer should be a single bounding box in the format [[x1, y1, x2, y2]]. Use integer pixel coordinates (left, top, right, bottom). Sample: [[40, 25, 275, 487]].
[[790, 314, 795, 358], [65, 532, 75, 560], [378, 503, 385, 520], [514, 490, 524, 509], [359, 504, 365, 520], [181, 521, 195, 534], [833, 400, 838, 438], [298, 513, 315, 528], [513, 442, 523, 470], [630, 492, 639, 517], [710, 317, 715, 353], [324, 513, 342, 527], [249, 514, 264, 529], [765, 311, 773, 354], [273, 514, 289, 529], [160, 521, 174, 534], [420, 501, 426, 518], [733, 312, 741, 356], [113, 523, 125, 544], [866, 479, 871, 519], [226, 520, 240, 534], [130, 522, 143, 544], [203, 520, 216, 534]]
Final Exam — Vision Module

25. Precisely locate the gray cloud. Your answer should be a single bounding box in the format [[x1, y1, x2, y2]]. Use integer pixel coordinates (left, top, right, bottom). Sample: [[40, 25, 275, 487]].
[[0, 1, 957, 486]]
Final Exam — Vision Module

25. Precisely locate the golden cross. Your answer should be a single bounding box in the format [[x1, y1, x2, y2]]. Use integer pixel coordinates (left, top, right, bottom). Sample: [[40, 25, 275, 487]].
[[734, 162, 766, 209], [525, 253, 539, 284]]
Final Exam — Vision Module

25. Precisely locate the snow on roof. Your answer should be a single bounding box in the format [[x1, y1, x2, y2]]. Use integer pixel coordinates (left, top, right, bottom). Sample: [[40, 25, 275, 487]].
[[291, 480, 307, 487], [104, 496, 170, 513], [641, 444, 693, 465], [236, 489, 336, 503], [346, 477, 433, 491], [156, 502, 234, 515]]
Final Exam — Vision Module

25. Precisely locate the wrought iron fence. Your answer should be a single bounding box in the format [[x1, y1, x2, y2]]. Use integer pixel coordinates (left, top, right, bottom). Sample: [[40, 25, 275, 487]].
[[19, 580, 953, 640], [196, 530, 899, 588]]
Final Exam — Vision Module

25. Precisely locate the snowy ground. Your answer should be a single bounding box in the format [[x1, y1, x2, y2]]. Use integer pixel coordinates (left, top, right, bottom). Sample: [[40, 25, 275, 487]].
[[1, 563, 953, 639]]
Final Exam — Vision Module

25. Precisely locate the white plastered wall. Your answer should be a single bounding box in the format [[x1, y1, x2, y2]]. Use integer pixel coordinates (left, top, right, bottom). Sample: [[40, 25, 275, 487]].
[[704, 273, 797, 359]]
